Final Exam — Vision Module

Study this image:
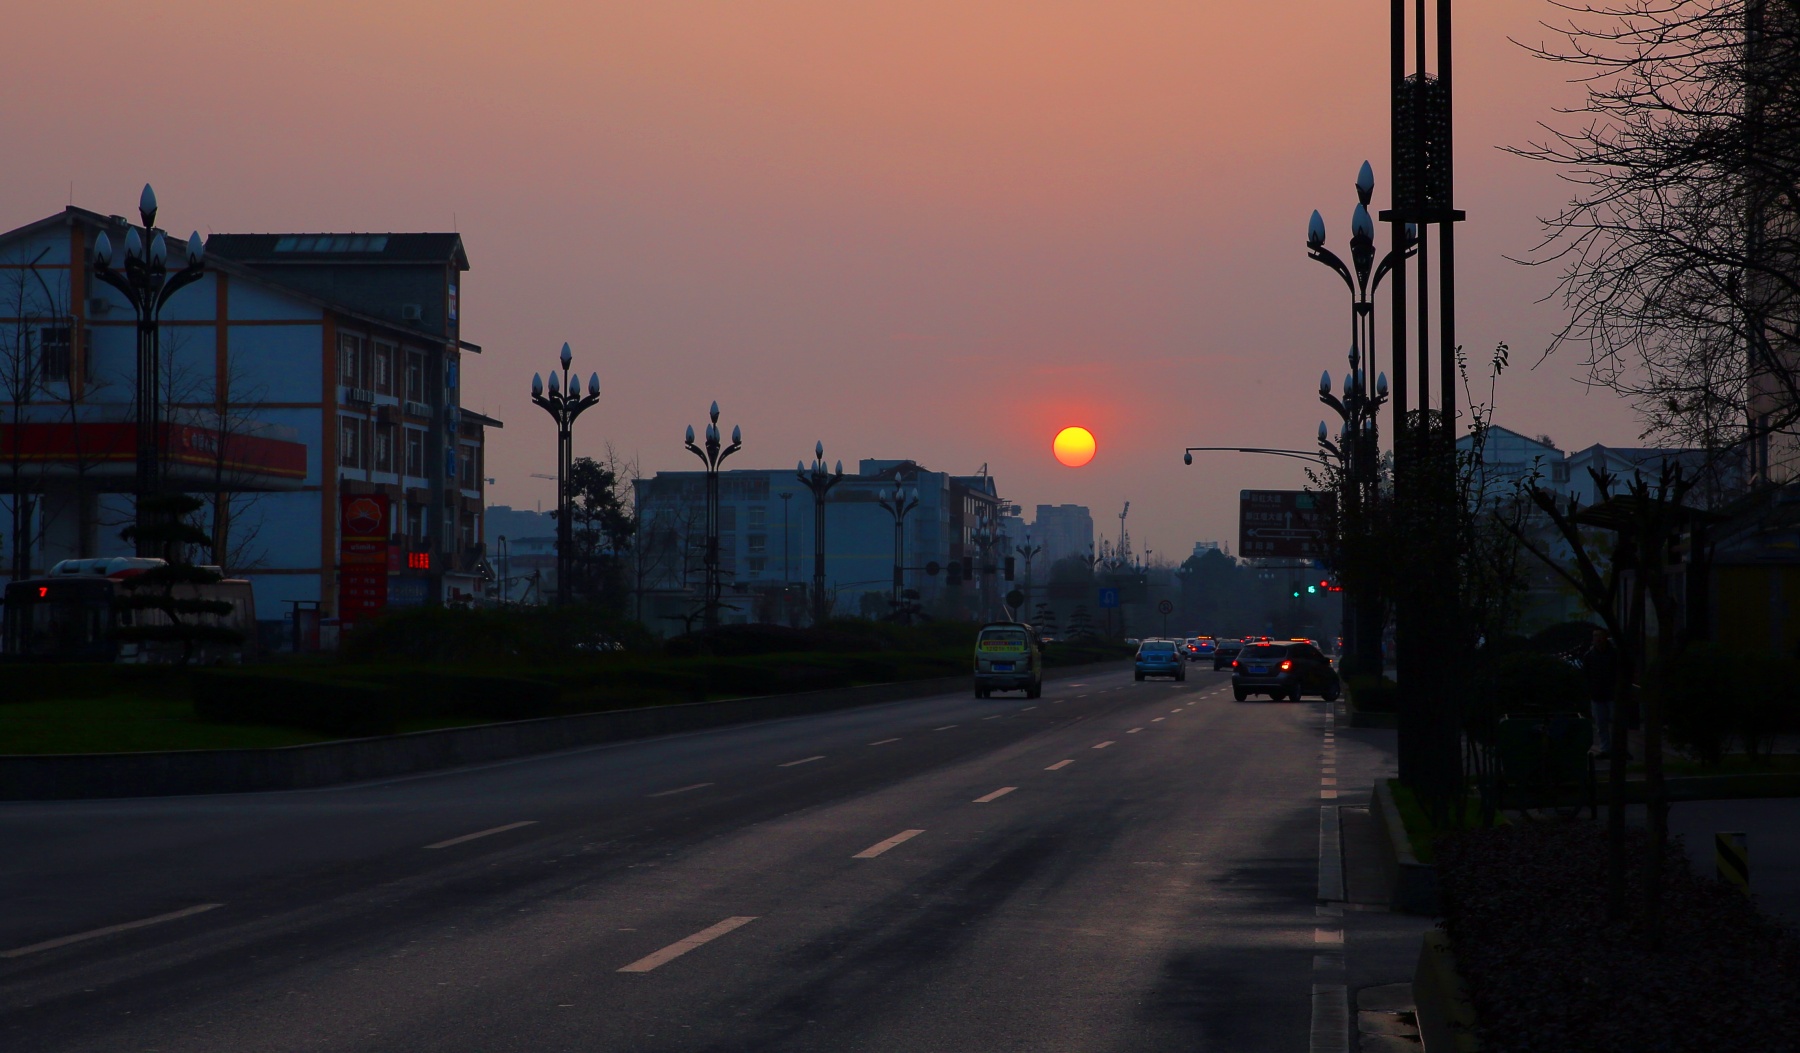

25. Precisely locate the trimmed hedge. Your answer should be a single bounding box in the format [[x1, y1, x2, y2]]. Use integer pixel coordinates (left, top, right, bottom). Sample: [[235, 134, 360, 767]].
[[192, 671, 397, 738]]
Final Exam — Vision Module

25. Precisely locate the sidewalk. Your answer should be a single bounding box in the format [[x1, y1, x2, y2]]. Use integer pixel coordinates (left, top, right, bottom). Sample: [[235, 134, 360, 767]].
[[1629, 797, 1800, 929]]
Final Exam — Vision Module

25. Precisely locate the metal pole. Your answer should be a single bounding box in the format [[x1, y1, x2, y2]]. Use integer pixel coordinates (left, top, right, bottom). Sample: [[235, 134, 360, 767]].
[[812, 492, 828, 624], [704, 463, 720, 631]]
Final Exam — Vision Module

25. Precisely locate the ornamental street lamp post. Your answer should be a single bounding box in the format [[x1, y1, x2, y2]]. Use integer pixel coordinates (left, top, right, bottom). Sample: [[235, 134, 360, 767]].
[[1307, 163, 1413, 676], [795, 442, 843, 626], [529, 342, 601, 606], [876, 486, 920, 623], [90, 185, 207, 559], [1016, 534, 1044, 615], [684, 401, 742, 632]]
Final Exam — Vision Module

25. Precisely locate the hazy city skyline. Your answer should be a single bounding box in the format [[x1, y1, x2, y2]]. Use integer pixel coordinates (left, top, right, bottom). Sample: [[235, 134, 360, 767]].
[[0, 1, 1642, 554]]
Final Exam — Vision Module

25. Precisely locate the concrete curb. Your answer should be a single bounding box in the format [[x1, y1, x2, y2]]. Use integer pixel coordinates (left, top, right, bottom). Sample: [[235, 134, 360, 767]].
[[1413, 930, 1482, 1052], [0, 661, 1127, 801], [1372, 779, 1440, 915]]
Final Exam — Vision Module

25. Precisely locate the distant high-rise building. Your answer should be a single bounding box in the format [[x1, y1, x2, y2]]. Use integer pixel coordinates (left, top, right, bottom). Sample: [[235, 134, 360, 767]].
[[1032, 504, 1094, 568]]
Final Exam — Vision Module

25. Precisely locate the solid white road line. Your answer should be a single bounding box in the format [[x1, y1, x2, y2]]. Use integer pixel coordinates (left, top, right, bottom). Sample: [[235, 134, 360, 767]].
[[617, 916, 758, 973], [1093, 741, 1115, 749], [647, 783, 715, 798], [423, 820, 539, 850], [1046, 759, 1074, 770], [1, 903, 223, 959], [869, 738, 901, 746], [933, 725, 959, 731], [853, 829, 925, 858], [778, 755, 826, 767], [973, 786, 1017, 803]]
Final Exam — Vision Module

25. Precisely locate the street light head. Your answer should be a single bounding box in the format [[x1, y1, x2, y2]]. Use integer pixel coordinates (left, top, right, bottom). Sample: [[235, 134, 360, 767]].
[[815, 440, 824, 460], [1183, 451, 1192, 465], [187, 231, 204, 264], [149, 232, 167, 266], [531, 373, 543, 397], [1356, 161, 1375, 206], [797, 459, 806, 474], [1318, 420, 1329, 443], [834, 459, 844, 477], [1348, 345, 1360, 369], [547, 371, 560, 395], [878, 488, 890, 504], [1376, 371, 1389, 398], [1306, 210, 1325, 249], [710, 400, 720, 424], [139, 183, 158, 228], [1319, 370, 1331, 396], [1352, 202, 1375, 243], [588, 372, 600, 397], [124, 227, 143, 260], [706, 422, 718, 443], [731, 424, 741, 445], [689, 425, 699, 445], [1342, 372, 1353, 397], [93, 231, 112, 266], [560, 341, 572, 369]]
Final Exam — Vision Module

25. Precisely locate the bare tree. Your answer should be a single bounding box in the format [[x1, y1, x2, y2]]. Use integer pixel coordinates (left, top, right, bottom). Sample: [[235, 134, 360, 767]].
[[1513, 0, 1800, 470]]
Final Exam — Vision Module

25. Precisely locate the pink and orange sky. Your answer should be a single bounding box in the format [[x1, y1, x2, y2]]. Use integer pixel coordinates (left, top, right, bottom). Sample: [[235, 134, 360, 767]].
[[3, 1, 1640, 558]]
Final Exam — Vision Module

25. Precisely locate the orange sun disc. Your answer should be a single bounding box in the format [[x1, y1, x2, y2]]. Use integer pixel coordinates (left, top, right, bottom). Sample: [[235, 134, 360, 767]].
[[1053, 426, 1096, 467]]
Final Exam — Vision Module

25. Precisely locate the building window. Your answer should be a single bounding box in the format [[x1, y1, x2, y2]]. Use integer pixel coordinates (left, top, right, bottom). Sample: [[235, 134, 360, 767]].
[[339, 416, 363, 469], [405, 349, 426, 402], [374, 426, 394, 473], [373, 341, 396, 396], [459, 443, 478, 490], [719, 506, 737, 532], [747, 506, 766, 530], [747, 533, 766, 554], [404, 428, 426, 477], [38, 326, 72, 383], [339, 334, 365, 388], [747, 557, 766, 576]]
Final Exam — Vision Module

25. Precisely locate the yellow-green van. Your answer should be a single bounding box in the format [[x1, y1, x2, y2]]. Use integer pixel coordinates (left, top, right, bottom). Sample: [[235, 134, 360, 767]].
[[974, 621, 1041, 699]]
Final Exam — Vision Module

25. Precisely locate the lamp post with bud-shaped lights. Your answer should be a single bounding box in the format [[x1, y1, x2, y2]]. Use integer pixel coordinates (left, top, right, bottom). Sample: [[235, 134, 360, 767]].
[[1307, 162, 1412, 676], [876, 485, 920, 623], [796, 442, 844, 626], [90, 185, 208, 558], [685, 402, 742, 631], [530, 342, 600, 606]]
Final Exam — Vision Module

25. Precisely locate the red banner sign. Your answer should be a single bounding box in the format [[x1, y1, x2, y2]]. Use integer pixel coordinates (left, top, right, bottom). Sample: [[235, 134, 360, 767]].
[[339, 493, 391, 624]]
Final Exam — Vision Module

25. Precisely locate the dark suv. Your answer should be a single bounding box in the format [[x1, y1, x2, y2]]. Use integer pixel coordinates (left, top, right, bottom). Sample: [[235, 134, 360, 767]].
[[1231, 641, 1340, 702]]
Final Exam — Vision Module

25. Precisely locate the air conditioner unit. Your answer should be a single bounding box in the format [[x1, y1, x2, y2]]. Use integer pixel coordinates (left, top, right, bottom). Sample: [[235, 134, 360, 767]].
[[400, 304, 423, 322]]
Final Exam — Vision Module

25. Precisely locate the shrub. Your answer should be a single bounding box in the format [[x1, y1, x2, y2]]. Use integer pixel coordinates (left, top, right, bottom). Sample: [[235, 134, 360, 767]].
[[192, 671, 396, 737], [1347, 675, 1399, 713], [1527, 619, 1602, 656], [1465, 650, 1588, 741]]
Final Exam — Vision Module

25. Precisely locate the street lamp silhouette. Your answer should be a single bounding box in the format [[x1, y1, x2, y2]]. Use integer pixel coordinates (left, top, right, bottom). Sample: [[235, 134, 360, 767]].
[[684, 401, 742, 632], [1015, 534, 1044, 615], [90, 185, 207, 558], [530, 342, 600, 606], [877, 486, 920, 623], [795, 442, 844, 626]]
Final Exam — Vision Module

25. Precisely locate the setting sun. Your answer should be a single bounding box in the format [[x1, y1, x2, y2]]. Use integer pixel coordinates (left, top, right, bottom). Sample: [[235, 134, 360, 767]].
[[1052, 426, 1096, 467]]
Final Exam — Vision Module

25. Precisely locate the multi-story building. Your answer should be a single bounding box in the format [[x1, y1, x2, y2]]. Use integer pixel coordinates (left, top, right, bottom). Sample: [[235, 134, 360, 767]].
[[0, 206, 494, 634], [1031, 503, 1094, 568], [632, 458, 1006, 630]]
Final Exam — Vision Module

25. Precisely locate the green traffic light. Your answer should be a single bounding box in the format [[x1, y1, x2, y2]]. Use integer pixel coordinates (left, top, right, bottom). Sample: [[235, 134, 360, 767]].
[[1308, 585, 1318, 594]]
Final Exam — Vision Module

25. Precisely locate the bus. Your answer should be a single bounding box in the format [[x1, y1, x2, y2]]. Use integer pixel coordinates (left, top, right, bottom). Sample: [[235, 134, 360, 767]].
[[2, 558, 256, 664]]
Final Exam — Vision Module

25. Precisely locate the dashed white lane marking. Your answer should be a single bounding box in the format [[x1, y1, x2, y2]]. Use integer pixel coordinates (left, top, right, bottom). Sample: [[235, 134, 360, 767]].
[[1321, 789, 1339, 800], [934, 725, 959, 731], [1126, 727, 1144, 734], [1321, 767, 1336, 774], [1171, 709, 1183, 713], [1151, 717, 1165, 722], [1046, 759, 1074, 770], [1321, 778, 1338, 786], [647, 783, 715, 798], [1093, 741, 1115, 749], [973, 786, 1017, 803], [982, 714, 1003, 720], [0, 903, 222, 959], [423, 820, 539, 850], [869, 738, 901, 746], [617, 916, 758, 973], [854, 829, 925, 858], [1020, 706, 1037, 711], [779, 755, 826, 767], [1314, 928, 1344, 944]]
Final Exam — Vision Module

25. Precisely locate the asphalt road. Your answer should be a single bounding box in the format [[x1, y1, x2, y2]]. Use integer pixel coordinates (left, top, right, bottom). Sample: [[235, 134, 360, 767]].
[[0, 664, 1334, 1052]]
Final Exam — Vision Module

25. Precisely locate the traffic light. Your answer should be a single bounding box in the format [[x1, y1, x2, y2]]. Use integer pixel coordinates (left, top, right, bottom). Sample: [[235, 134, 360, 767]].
[[1291, 588, 1301, 599], [1307, 584, 1318, 594]]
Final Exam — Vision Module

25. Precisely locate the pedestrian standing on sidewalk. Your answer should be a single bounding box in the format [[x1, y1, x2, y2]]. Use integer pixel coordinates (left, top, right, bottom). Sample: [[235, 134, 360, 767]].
[[1581, 628, 1619, 757]]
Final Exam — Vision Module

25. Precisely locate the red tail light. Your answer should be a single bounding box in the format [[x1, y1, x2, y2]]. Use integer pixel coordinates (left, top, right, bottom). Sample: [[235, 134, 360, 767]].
[[1231, 659, 1239, 669], [1280, 659, 1293, 671]]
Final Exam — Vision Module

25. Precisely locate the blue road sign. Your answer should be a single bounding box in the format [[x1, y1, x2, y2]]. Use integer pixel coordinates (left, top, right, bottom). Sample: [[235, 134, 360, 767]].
[[1097, 587, 1120, 609]]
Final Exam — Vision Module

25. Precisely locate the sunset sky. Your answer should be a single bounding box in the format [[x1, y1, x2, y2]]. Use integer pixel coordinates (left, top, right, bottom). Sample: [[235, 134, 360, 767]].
[[2, 1, 1641, 560]]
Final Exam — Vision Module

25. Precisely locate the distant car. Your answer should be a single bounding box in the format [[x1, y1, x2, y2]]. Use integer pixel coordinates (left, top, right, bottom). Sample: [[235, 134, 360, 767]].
[[1135, 639, 1186, 682], [1212, 638, 1244, 671], [1190, 636, 1217, 662], [1231, 641, 1340, 702], [974, 621, 1042, 699]]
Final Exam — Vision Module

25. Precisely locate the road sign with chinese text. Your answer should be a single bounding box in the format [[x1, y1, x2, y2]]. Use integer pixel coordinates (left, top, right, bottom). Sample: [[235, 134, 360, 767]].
[[1238, 490, 1333, 561]]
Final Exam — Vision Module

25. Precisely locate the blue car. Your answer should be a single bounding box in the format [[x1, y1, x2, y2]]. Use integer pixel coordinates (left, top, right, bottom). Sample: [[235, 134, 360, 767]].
[[1135, 639, 1186, 681]]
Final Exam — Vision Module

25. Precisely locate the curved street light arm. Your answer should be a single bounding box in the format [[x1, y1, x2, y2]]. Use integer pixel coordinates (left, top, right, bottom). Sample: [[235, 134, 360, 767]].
[[1306, 245, 1356, 295], [1183, 446, 1328, 466]]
